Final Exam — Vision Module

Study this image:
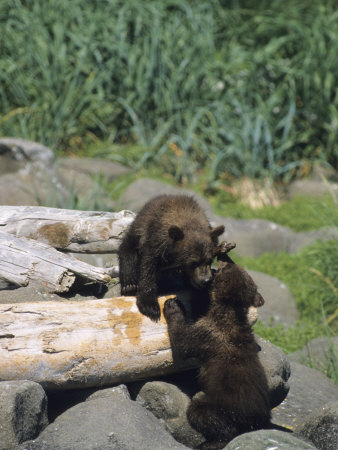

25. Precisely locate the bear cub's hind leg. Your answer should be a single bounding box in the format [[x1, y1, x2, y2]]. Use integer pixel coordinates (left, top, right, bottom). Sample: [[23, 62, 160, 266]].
[[187, 396, 236, 449]]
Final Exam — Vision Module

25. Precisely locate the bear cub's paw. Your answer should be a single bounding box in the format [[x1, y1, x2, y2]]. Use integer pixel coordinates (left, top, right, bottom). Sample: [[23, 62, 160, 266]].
[[163, 297, 185, 320], [136, 298, 162, 322]]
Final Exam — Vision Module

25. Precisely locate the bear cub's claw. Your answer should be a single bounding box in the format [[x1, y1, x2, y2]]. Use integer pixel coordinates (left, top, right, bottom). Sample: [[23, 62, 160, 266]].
[[121, 284, 137, 295]]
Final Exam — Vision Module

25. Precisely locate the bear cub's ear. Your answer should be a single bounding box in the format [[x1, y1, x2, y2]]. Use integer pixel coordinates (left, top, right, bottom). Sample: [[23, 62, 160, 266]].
[[210, 225, 225, 241], [168, 225, 185, 242]]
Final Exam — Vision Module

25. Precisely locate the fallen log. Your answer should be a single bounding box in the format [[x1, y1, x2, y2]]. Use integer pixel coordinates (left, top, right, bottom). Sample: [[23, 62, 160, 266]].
[[0, 206, 135, 253], [0, 231, 111, 292], [0, 296, 191, 390], [0, 296, 259, 390]]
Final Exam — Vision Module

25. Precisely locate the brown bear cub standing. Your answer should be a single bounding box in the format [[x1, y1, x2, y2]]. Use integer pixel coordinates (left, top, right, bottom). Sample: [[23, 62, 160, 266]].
[[118, 194, 224, 321], [164, 258, 271, 449]]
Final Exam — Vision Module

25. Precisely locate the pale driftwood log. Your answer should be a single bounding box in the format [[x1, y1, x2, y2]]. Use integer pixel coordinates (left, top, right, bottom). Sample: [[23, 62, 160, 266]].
[[0, 296, 194, 390], [0, 206, 135, 253], [0, 231, 111, 292], [0, 296, 259, 390]]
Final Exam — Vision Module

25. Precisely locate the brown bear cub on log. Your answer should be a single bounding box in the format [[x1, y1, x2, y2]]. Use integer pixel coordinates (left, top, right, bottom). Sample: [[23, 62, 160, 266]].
[[118, 194, 224, 322], [163, 252, 271, 449]]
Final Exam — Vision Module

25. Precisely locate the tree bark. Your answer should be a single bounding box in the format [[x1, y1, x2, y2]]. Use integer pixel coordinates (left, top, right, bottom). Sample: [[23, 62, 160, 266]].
[[0, 296, 195, 390], [0, 206, 135, 253]]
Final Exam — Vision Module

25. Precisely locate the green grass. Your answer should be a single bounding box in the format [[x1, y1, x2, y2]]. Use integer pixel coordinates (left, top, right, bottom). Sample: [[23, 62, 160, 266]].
[[236, 240, 338, 332], [210, 192, 338, 232], [1, 0, 337, 183]]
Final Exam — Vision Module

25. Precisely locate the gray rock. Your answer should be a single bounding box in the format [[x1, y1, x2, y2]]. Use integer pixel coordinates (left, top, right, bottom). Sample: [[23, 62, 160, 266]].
[[288, 179, 338, 199], [272, 362, 338, 430], [118, 178, 213, 216], [70, 252, 117, 269], [19, 388, 188, 450], [0, 138, 116, 210], [288, 227, 338, 253], [249, 271, 298, 327], [0, 169, 68, 207], [0, 285, 62, 304], [225, 429, 317, 449], [0, 381, 48, 449], [288, 337, 338, 368], [0, 143, 26, 175], [0, 138, 55, 169], [256, 337, 291, 408], [55, 167, 115, 211], [86, 384, 131, 401], [0, 173, 41, 206], [136, 381, 204, 448], [296, 400, 338, 450], [57, 157, 130, 182], [215, 217, 295, 257]]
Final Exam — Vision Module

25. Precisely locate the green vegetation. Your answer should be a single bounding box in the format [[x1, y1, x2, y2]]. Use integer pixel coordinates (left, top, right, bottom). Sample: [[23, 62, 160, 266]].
[[211, 193, 338, 232], [1, 0, 338, 183], [236, 240, 338, 332]]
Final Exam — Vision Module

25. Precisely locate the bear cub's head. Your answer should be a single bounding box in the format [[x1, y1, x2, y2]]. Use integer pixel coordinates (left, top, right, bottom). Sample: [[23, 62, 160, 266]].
[[212, 262, 265, 309], [168, 224, 225, 289]]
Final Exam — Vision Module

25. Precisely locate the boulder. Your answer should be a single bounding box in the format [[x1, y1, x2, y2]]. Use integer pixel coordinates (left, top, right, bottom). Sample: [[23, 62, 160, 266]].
[[248, 271, 298, 327], [0, 381, 48, 449], [287, 227, 338, 253], [55, 166, 116, 211], [255, 336, 291, 408], [288, 179, 338, 199], [19, 384, 188, 450], [0, 138, 55, 169], [136, 381, 205, 448], [57, 156, 130, 182], [295, 400, 338, 450], [0, 173, 42, 206], [215, 217, 294, 257], [118, 178, 213, 216], [0, 143, 26, 175], [272, 362, 338, 430], [0, 138, 118, 210], [288, 337, 338, 368], [224, 429, 317, 449]]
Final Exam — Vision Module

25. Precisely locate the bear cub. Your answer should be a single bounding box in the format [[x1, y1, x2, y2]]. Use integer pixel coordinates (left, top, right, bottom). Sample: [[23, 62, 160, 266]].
[[163, 259, 271, 449], [118, 194, 224, 322]]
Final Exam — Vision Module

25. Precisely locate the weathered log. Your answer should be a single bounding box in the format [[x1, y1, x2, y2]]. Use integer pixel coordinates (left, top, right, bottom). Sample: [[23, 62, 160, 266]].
[[0, 231, 111, 292], [0, 206, 135, 253], [0, 296, 259, 390], [0, 296, 191, 390]]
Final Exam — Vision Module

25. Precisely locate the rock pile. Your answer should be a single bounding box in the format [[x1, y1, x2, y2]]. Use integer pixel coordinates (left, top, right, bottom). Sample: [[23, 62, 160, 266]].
[[0, 138, 337, 449]]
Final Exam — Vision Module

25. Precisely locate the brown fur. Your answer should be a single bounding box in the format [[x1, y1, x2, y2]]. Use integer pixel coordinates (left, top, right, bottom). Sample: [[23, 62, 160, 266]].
[[163, 263, 271, 449], [118, 194, 224, 321]]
